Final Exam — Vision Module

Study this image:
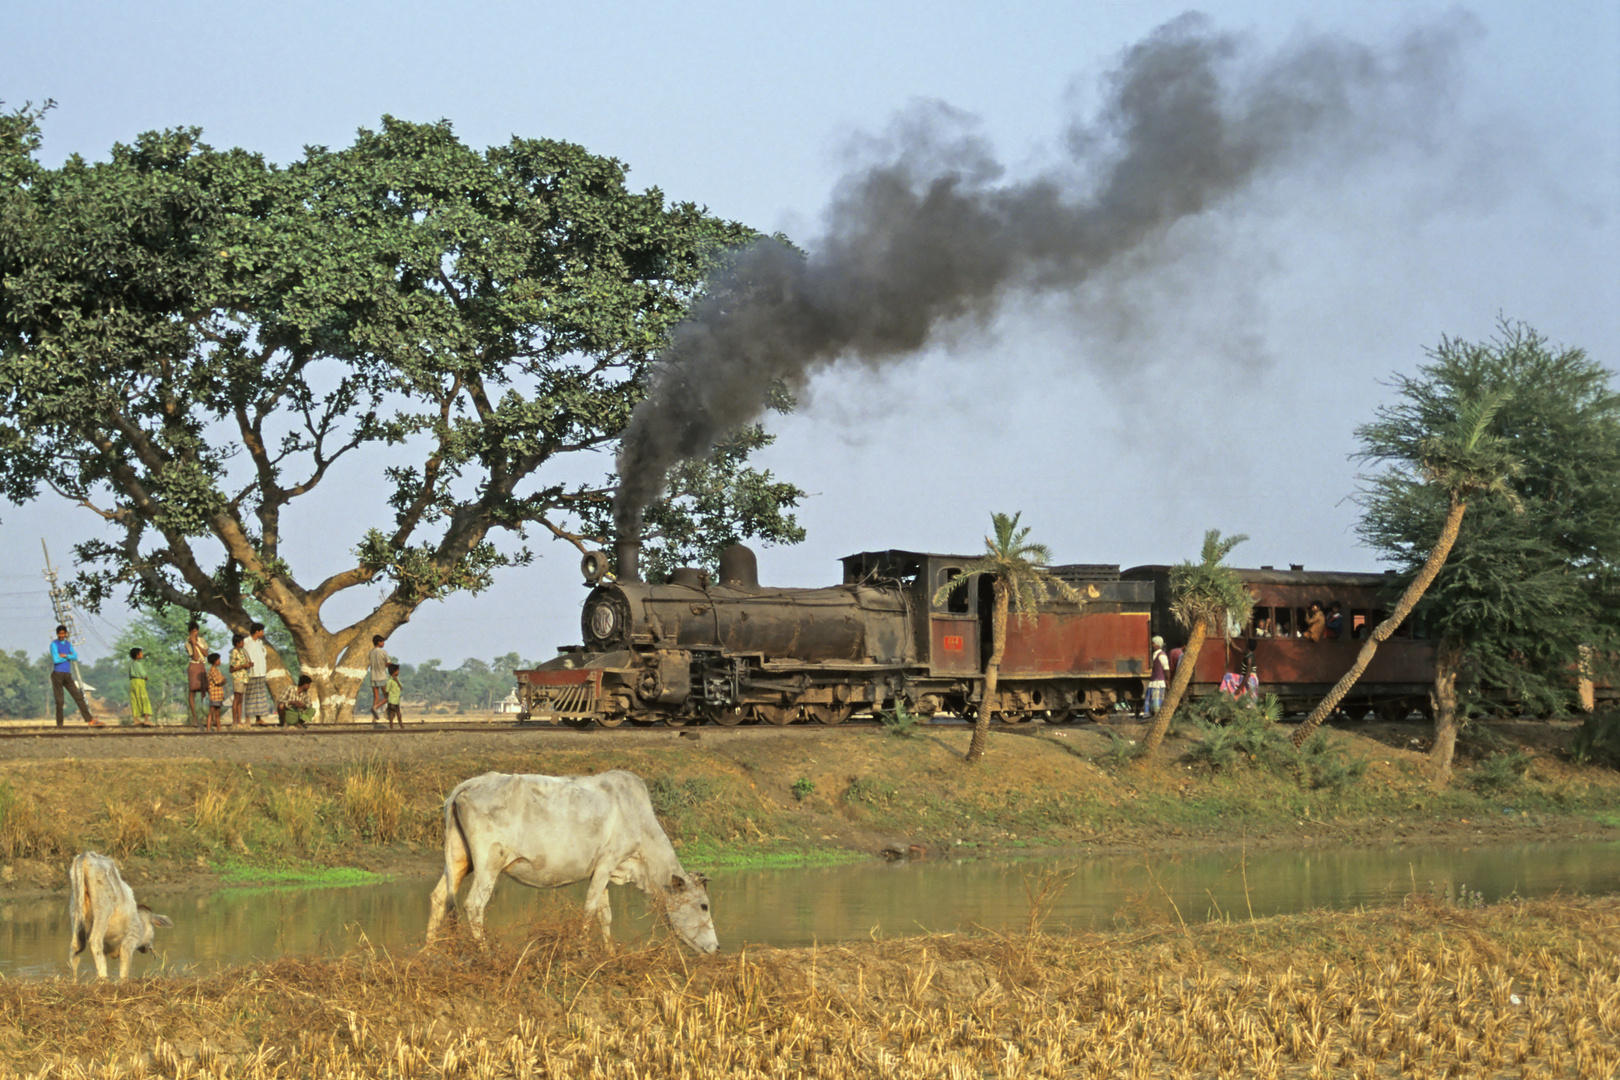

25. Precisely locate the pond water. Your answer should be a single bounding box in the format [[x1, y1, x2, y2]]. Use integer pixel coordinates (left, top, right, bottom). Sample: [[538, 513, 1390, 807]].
[[5, 840, 1618, 979]]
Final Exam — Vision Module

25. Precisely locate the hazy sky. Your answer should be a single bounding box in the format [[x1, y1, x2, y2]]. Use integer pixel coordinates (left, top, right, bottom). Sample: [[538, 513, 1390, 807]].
[[2, 1, 1617, 667]]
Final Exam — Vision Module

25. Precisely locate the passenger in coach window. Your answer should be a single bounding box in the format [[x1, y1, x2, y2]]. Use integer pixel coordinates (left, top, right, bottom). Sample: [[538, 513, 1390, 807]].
[[1304, 602, 1326, 642]]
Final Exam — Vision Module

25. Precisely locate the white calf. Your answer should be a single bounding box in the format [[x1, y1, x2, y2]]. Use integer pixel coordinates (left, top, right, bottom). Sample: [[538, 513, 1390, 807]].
[[68, 852, 172, 980]]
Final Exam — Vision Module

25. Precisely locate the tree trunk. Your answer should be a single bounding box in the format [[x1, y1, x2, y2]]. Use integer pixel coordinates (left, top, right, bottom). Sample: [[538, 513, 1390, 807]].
[[1428, 637, 1463, 787], [290, 642, 370, 724], [966, 579, 1010, 764], [252, 594, 415, 724], [1139, 619, 1208, 756], [1291, 496, 1469, 748]]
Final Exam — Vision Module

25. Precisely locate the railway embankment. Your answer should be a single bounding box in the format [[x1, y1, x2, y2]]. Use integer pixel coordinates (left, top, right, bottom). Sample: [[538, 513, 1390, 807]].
[[3, 713, 1616, 901]]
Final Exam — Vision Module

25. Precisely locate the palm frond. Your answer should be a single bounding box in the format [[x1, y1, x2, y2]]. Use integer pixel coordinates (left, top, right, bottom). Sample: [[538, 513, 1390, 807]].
[[931, 512, 1083, 618]]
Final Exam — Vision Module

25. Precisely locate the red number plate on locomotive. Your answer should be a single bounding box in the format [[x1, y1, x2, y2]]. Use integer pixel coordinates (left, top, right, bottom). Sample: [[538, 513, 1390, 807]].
[[942, 635, 963, 651]]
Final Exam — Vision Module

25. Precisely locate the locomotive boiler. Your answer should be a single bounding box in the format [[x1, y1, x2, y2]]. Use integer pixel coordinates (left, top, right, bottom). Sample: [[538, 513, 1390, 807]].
[[515, 540, 1155, 727]]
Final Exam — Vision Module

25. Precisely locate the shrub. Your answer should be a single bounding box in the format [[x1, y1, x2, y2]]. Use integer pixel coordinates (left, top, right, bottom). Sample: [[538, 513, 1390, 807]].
[[1568, 708, 1620, 768], [343, 762, 403, 843], [1469, 750, 1534, 793], [1096, 730, 1143, 769], [269, 786, 327, 852], [104, 801, 155, 857], [878, 702, 921, 738], [842, 776, 895, 809], [791, 777, 816, 802], [1294, 732, 1370, 792], [192, 783, 253, 850], [0, 782, 68, 859], [1179, 695, 1369, 791], [1182, 695, 1292, 773], [647, 777, 718, 817]]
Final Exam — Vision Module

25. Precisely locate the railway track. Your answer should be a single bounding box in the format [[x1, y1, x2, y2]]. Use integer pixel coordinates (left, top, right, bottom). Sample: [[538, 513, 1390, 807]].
[[0, 714, 960, 740]]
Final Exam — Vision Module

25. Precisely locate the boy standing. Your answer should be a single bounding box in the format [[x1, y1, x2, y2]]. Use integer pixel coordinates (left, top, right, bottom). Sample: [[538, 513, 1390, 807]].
[[385, 662, 403, 728], [368, 635, 390, 719], [49, 625, 100, 727], [205, 652, 225, 731], [228, 633, 250, 725]]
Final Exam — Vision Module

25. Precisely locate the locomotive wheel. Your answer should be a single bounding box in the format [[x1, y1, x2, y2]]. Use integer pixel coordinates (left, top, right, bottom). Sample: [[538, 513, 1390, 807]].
[[807, 703, 853, 726], [661, 712, 689, 728], [1043, 708, 1077, 725], [707, 705, 748, 727], [753, 703, 798, 726], [595, 714, 625, 729]]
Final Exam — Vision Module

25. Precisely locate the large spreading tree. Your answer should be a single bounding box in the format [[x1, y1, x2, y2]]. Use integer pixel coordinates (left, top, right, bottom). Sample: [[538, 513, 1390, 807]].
[[1348, 323, 1620, 783], [0, 106, 804, 720]]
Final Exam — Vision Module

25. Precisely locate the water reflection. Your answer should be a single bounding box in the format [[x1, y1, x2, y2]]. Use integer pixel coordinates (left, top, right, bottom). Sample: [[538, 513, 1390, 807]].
[[3, 840, 1617, 978]]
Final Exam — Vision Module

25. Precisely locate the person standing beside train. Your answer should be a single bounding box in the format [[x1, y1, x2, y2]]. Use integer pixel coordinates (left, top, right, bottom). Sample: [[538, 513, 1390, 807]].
[[241, 622, 272, 726], [368, 635, 390, 720], [1144, 635, 1171, 718], [184, 621, 208, 727]]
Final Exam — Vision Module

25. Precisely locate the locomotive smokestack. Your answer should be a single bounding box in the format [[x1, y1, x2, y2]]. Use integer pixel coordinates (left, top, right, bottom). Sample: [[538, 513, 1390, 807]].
[[616, 539, 643, 583]]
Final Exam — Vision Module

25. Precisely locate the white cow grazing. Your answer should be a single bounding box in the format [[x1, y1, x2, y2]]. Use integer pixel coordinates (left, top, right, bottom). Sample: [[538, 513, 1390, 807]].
[[426, 770, 718, 954], [68, 851, 172, 980]]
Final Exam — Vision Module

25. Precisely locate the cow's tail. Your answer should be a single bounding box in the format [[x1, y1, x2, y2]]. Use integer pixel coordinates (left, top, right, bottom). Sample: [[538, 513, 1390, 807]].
[[445, 793, 473, 897], [68, 853, 92, 952], [427, 790, 472, 937]]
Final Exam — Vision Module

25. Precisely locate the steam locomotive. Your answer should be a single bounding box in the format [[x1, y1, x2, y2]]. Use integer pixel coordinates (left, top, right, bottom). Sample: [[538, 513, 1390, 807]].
[[514, 540, 1438, 727]]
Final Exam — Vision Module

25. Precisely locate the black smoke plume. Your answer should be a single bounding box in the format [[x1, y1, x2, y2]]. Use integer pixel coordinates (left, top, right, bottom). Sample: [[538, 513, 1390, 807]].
[[614, 12, 1475, 536]]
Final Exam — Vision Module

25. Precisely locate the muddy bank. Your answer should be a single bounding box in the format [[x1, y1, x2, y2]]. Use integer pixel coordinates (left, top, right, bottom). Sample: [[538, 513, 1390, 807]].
[[1, 717, 1617, 901]]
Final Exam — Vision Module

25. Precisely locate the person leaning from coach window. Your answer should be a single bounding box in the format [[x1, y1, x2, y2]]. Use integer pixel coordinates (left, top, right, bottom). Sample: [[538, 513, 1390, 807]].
[[1303, 602, 1326, 642]]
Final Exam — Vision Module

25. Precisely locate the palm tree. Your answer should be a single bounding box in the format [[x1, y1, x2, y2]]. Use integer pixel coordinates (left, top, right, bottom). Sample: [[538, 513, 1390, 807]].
[[1290, 388, 1520, 748], [1138, 530, 1253, 757], [932, 512, 1082, 763]]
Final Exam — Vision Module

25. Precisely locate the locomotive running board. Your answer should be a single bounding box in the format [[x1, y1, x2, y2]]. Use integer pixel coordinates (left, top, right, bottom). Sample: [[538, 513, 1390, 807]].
[[517, 668, 603, 722]]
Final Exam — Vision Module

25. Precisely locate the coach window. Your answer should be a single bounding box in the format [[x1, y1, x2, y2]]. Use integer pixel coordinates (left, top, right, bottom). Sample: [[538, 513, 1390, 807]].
[[1351, 609, 1369, 639]]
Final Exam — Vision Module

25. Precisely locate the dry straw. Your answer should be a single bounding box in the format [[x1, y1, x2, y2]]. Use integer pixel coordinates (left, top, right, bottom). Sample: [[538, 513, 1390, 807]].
[[2, 894, 1616, 1078]]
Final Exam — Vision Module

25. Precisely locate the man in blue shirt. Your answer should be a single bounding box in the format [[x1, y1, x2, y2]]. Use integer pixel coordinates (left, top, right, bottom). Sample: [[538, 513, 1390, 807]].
[[50, 625, 101, 727]]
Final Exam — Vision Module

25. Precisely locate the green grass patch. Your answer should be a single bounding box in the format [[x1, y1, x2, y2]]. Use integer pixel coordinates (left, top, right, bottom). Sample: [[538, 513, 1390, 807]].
[[675, 839, 867, 870], [212, 860, 388, 888]]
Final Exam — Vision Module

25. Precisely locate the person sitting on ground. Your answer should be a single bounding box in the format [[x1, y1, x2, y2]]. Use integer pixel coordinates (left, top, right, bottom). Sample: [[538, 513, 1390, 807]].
[[1324, 602, 1343, 640], [277, 675, 317, 727]]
